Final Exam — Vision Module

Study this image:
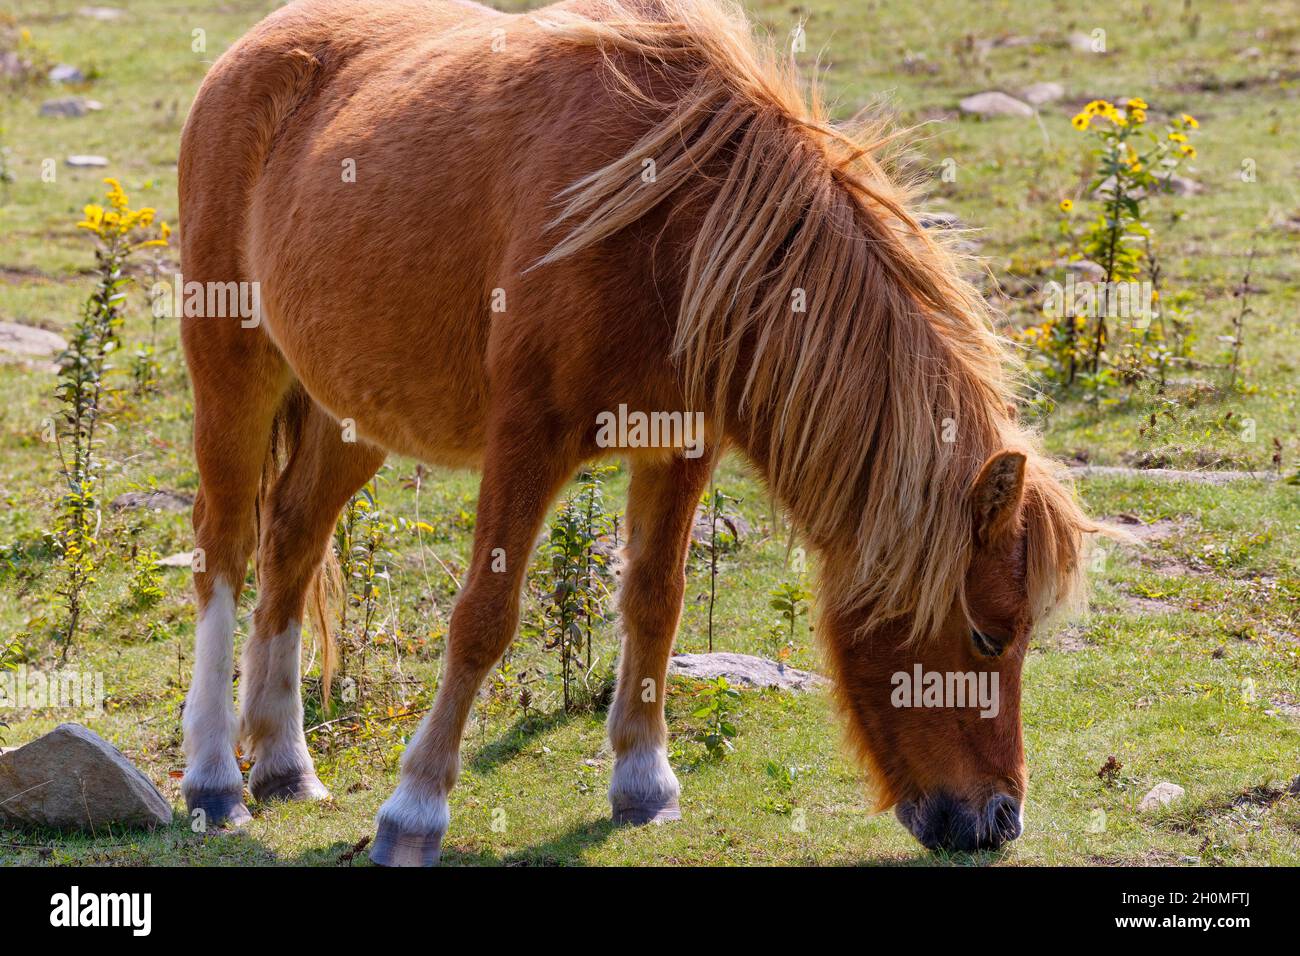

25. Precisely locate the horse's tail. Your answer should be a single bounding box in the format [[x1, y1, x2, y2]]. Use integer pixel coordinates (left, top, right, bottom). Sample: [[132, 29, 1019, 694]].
[[257, 385, 340, 709]]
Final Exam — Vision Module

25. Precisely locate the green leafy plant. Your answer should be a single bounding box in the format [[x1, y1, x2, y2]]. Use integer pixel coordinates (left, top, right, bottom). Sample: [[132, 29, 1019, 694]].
[[1021, 100, 1200, 395], [538, 475, 612, 713], [336, 481, 391, 709], [767, 581, 812, 664], [124, 525, 163, 608], [700, 486, 741, 653], [51, 179, 167, 655], [692, 676, 740, 759], [1221, 245, 1256, 393]]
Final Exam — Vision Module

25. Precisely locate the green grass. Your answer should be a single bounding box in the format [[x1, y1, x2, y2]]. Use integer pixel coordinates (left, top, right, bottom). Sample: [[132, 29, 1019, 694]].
[[0, 0, 1296, 866]]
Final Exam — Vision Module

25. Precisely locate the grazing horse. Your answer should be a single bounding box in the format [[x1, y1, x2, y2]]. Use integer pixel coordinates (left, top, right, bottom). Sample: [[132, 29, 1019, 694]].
[[177, 0, 1099, 864]]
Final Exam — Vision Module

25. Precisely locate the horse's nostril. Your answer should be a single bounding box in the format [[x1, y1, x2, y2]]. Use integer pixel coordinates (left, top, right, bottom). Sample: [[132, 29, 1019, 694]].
[[898, 793, 1023, 852], [986, 794, 1023, 844]]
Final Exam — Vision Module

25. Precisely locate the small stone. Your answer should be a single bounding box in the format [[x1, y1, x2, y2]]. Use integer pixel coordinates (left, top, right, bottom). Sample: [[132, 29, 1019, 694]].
[[1061, 258, 1106, 281], [40, 97, 103, 118], [1020, 81, 1065, 106], [0, 723, 172, 830], [65, 155, 108, 168], [1154, 174, 1203, 197], [918, 211, 964, 230], [669, 652, 827, 692], [1139, 781, 1185, 811], [78, 5, 125, 20], [901, 51, 937, 75], [0, 321, 67, 359], [48, 64, 86, 84], [1067, 31, 1101, 54], [959, 91, 1034, 118], [690, 506, 751, 546], [110, 490, 194, 513]]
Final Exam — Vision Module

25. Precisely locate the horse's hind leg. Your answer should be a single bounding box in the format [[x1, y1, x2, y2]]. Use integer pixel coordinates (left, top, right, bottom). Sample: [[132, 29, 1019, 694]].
[[369, 415, 580, 866], [241, 401, 385, 804], [607, 452, 716, 824], [181, 330, 289, 828]]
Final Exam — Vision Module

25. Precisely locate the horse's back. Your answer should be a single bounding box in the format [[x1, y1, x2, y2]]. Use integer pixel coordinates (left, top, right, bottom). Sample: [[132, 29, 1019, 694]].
[[181, 0, 680, 464]]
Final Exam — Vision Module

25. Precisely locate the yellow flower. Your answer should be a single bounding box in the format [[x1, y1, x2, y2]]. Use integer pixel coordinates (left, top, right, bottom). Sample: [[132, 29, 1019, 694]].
[[1126, 97, 1148, 110], [1129, 107, 1146, 124], [1071, 112, 1091, 130], [1168, 131, 1188, 143], [160, 222, 172, 241], [1084, 100, 1110, 115], [1181, 113, 1199, 128], [1179, 144, 1197, 158], [1059, 198, 1073, 213], [77, 203, 105, 231]]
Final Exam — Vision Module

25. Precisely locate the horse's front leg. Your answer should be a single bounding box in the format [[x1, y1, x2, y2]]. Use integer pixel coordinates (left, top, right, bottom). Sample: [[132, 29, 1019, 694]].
[[607, 451, 716, 824], [369, 418, 580, 866]]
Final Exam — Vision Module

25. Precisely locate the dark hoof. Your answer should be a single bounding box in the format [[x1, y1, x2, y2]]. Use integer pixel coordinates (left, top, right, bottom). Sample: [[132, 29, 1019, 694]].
[[251, 771, 330, 804], [186, 790, 252, 830], [612, 796, 681, 826], [369, 820, 443, 867]]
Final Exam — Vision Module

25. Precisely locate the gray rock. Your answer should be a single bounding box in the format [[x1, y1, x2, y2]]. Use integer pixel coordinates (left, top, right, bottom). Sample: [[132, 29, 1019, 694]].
[[110, 490, 193, 512], [1067, 31, 1102, 54], [78, 5, 125, 19], [959, 91, 1034, 118], [1154, 173, 1203, 197], [669, 652, 827, 692], [40, 97, 103, 118], [1021, 81, 1065, 105], [0, 321, 66, 359], [1060, 258, 1106, 281], [0, 723, 172, 830], [918, 210, 964, 230], [48, 64, 86, 84], [690, 506, 751, 546], [65, 155, 108, 168], [1093, 174, 1202, 202], [1139, 781, 1185, 811]]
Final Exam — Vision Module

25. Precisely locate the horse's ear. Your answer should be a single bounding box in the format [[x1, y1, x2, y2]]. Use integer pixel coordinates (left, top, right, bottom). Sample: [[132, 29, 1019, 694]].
[[971, 450, 1026, 546]]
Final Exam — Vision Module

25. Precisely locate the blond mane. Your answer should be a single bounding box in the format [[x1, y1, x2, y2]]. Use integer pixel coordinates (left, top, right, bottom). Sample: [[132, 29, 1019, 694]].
[[533, 0, 1096, 640]]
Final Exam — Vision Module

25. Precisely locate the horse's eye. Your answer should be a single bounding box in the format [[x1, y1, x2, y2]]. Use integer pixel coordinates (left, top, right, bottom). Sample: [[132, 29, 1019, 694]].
[[970, 628, 1006, 658]]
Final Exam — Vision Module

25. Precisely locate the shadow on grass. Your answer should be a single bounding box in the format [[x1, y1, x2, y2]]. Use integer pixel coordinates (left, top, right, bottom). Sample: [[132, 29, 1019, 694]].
[[439, 816, 619, 866], [466, 708, 573, 775], [847, 846, 1017, 867]]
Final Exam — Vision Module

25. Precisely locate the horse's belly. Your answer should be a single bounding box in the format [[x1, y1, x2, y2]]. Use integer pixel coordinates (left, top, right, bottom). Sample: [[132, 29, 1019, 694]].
[[258, 285, 491, 467]]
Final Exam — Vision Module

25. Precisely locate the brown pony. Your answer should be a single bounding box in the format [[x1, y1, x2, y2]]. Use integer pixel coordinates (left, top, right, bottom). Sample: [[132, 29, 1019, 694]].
[[177, 0, 1098, 864]]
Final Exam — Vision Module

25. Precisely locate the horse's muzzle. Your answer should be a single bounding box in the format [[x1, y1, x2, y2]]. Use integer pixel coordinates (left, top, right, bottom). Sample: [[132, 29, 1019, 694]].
[[895, 791, 1023, 852]]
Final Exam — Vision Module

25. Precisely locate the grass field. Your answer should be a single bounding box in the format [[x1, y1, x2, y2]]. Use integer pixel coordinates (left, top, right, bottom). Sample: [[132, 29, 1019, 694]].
[[0, 0, 1296, 866]]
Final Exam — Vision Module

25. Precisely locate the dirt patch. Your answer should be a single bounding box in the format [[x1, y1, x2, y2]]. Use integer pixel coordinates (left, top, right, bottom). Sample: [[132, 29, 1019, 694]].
[[1074, 465, 1278, 485], [1267, 697, 1300, 720], [1106, 513, 1185, 542], [1103, 513, 1208, 577], [1125, 595, 1182, 615], [1036, 621, 1092, 653]]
